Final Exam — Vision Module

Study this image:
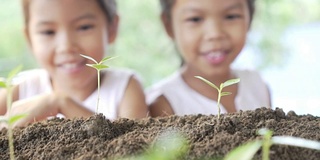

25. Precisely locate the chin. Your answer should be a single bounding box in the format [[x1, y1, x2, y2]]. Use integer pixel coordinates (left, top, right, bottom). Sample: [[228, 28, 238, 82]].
[[204, 67, 230, 77]]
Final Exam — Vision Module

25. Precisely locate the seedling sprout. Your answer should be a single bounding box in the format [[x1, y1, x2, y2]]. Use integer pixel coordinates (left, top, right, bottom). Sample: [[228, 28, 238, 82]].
[[224, 128, 320, 160], [195, 76, 240, 119], [80, 54, 115, 114], [0, 65, 27, 160], [121, 130, 189, 160]]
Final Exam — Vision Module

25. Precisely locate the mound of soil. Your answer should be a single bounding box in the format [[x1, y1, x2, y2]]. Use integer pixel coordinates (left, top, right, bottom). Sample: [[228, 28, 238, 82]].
[[0, 107, 319, 160]]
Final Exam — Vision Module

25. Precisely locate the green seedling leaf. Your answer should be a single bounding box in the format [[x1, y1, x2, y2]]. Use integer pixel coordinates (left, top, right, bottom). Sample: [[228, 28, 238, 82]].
[[221, 92, 232, 96], [222, 78, 240, 88], [80, 54, 98, 64], [8, 114, 28, 125], [101, 56, 117, 63], [80, 54, 115, 114], [272, 136, 320, 150], [258, 128, 273, 160], [0, 81, 6, 88], [195, 76, 240, 120], [92, 64, 109, 70], [131, 131, 189, 160], [85, 64, 109, 71], [2, 65, 24, 160], [8, 65, 23, 82], [85, 64, 95, 68], [195, 76, 219, 90], [225, 128, 320, 160], [258, 128, 273, 137], [224, 140, 262, 160]]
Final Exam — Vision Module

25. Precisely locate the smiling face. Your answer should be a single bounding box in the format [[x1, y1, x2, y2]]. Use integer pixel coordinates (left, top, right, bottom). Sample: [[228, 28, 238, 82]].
[[165, 0, 250, 78], [26, 0, 117, 93]]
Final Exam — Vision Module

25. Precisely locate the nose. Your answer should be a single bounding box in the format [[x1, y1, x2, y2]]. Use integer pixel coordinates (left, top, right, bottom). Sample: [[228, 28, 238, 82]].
[[203, 20, 225, 41], [55, 31, 79, 55]]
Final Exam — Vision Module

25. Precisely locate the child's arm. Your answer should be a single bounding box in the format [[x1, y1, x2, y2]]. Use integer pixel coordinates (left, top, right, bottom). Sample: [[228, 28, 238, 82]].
[[0, 89, 7, 115], [57, 95, 94, 119], [117, 77, 148, 119], [0, 86, 19, 115], [149, 95, 174, 117], [3, 92, 94, 127]]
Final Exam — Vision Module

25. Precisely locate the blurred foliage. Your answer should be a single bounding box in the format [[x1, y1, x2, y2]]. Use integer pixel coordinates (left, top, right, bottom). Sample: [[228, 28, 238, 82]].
[[0, 0, 319, 86], [250, 0, 320, 69], [110, 1, 179, 86], [0, 0, 35, 76]]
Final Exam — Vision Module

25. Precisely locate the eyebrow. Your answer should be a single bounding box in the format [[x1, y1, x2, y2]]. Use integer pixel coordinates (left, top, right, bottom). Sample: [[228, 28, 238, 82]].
[[71, 14, 97, 23], [225, 2, 244, 11], [182, 6, 201, 13], [181, 2, 244, 13], [36, 14, 96, 27]]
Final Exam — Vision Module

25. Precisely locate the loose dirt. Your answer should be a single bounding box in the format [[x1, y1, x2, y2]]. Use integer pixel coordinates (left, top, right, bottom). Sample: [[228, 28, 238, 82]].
[[0, 107, 319, 160]]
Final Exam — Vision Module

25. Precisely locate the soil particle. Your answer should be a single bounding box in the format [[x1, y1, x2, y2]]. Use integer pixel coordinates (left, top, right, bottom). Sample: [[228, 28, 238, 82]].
[[0, 107, 319, 160]]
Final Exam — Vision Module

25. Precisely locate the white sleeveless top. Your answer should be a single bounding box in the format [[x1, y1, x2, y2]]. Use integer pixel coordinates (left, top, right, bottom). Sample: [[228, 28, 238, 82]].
[[146, 69, 270, 116], [18, 68, 136, 120]]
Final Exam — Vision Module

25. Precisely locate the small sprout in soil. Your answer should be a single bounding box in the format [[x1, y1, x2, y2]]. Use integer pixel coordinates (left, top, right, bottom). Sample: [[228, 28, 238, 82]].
[[0, 65, 27, 160], [195, 76, 240, 119], [224, 128, 320, 160], [80, 54, 115, 114], [122, 131, 189, 160]]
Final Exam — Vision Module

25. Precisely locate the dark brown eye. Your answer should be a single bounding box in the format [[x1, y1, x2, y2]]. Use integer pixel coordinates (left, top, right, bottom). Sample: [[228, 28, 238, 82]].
[[40, 30, 55, 35], [226, 14, 242, 20], [78, 24, 94, 31], [187, 17, 202, 23]]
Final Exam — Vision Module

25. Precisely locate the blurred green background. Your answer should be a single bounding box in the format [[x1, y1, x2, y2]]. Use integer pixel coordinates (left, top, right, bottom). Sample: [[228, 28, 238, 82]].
[[0, 0, 320, 87]]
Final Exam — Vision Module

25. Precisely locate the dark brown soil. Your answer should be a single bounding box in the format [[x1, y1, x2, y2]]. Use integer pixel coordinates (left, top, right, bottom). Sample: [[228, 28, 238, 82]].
[[0, 107, 319, 160]]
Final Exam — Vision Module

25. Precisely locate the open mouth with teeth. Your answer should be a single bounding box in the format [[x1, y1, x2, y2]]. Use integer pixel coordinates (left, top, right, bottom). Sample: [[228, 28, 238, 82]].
[[203, 51, 227, 65], [57, 59, 87, 74]]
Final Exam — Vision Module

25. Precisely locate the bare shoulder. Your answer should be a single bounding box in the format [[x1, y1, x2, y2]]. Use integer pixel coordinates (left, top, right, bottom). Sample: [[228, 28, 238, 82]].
[[149, 94, 174, 117], [118, 76, 148, 119], [125, 76, 145, 97]]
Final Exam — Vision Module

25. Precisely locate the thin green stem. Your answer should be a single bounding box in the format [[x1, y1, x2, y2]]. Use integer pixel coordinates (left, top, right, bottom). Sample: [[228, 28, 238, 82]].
[[8, 125, 14, 160], [96, 70, 100, 114], [262, 131, 272, 160], [7, 85, 15, 160], [217, 90, 221, 119]]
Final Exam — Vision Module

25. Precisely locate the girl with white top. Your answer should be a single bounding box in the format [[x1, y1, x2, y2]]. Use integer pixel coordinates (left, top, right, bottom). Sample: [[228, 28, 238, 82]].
[[147, 0, 271, 117], [0, 0, 148, 127]]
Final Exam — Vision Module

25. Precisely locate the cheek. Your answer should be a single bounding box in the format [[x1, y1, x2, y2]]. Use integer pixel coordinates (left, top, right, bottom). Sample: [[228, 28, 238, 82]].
[[30, 39, 52, 65], [235, 33, 247, 50], [81, 36, 106, 60], [29, 42, 56, 71], [75, 27, 108, 59], [174, 27, 198, 55], [33, 50, 51, 68], [230, 26, 247, 50]]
